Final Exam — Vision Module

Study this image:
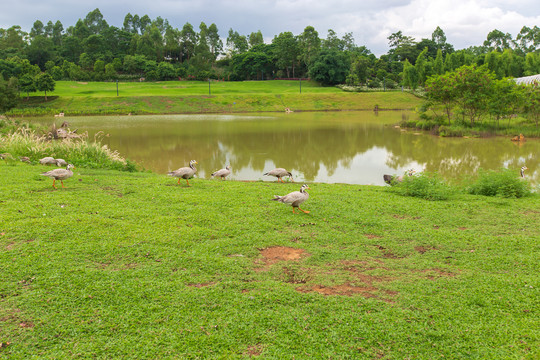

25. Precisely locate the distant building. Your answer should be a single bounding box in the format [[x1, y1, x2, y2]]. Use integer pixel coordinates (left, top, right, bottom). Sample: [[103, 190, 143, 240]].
[[513, 74, 540, 85]]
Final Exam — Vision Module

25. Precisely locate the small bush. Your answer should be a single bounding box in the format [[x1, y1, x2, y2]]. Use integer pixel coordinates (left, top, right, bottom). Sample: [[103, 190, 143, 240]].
[[393, 172, 453, 201], [467, 168, 531, 198]]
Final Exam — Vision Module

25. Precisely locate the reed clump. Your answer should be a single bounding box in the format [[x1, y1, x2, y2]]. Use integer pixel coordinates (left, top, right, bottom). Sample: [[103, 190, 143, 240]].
[[0, 126, 137, 172]]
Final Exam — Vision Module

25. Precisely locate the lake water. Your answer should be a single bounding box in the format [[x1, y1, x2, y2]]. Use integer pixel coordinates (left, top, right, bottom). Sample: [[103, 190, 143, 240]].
[[38, 111, 539, 186]]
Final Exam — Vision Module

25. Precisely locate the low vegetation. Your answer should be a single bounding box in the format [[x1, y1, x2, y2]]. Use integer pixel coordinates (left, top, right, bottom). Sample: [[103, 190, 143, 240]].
[[0, 162, 538, 358], [407, 65, 540, 138], [0, 123, 136, 171]]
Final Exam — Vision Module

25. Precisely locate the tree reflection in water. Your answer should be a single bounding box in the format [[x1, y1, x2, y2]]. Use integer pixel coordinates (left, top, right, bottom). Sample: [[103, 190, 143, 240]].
[[49, 112, 539, 186]]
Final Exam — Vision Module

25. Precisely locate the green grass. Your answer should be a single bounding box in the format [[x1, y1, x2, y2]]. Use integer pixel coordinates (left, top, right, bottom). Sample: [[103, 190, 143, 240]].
[[9, 80, 422, 116], [1, 163, 538, 358]]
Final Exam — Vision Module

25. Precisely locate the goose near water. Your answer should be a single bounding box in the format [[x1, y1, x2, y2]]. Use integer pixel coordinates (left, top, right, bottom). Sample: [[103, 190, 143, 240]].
[[272, 184, 310, 214], [41, 164, 75, 189], [383, 169, 415, 185], [168, 160, 198, 186], [211, 165, 231, 180], [520, 166, 528, 178], [264, 168, 294, 183]]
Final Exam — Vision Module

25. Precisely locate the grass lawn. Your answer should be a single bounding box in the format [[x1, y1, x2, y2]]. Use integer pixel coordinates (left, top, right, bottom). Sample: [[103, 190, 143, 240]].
[[0, 163, 538, 358], [11, 80, 422, 116]]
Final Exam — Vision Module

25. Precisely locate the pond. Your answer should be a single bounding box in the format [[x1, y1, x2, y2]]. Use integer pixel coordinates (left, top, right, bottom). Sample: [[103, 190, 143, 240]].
[[38, 111, 539, 186]]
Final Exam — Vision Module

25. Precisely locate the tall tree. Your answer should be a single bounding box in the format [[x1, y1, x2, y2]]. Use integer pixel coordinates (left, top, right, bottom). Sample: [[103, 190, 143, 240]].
[[29, 20, 44, 39], [84, 8, 108, 34], [180, 23, 198, 61], [483, 29, 512, 52], [0, 75, 18, 114], [248, 30, 264, 48], [226, 29, 248, 56], [272, 32, 300, 78], [35, 72, 55, 101], [207, 23, 222, 61], [298, 26, 321, 67]]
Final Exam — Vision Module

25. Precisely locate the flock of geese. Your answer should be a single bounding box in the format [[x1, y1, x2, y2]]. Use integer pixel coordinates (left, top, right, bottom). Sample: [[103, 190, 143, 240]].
[[166, 161, 309, 213], [3, 154, 529, 214]]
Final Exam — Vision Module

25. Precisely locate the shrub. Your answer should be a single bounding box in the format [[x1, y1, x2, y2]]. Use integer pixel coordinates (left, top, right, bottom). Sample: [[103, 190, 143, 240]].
[[467, 168, 531, 198], [393, 172, 453, 201], [0, 127, 138, 172]]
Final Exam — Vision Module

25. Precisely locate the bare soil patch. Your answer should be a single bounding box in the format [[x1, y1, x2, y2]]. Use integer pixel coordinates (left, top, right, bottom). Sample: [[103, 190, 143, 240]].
[[365, 234, 382, 239], [244, 344, 265, 357], [415, 246, 436, 254], [259, 246, 308, 265], [187, 282, 215, 288]]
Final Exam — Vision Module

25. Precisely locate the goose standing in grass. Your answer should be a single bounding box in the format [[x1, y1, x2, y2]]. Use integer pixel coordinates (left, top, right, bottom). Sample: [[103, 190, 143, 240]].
[[55, 158, 68, 166], [41, 164, 75, 189], [264, 168, 294, 183], [272, 184, 310, 214], [383, 169, 415, 185], [39, 156, 57, 165], [168, 160, 198, 186], [520, 166, 528, 178], [211, 165, 231, 180]]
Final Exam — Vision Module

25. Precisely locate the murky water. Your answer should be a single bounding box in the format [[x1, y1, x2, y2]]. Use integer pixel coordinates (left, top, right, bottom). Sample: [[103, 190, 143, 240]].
[[35, 111, 539, 186]]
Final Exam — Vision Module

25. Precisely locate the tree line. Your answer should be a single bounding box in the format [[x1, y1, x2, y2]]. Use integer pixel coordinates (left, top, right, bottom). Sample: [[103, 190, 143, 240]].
[[0, 7, 539, 100]]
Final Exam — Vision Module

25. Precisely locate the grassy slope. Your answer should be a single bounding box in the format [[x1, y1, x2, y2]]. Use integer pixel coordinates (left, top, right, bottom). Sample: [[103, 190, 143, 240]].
[[1, 163, 538, 359], [12, 80, 422, 116]]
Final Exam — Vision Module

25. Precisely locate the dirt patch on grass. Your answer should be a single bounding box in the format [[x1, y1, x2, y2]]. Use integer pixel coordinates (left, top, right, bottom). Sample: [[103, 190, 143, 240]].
[[374, 245, 403, 259], [187, 282, 215, 288], [418, 268, 456, 280], [244, 344, 265, 357], [415, 246, 436, 254], [365, 234, 382, 239], [259, 246, 308, 265]]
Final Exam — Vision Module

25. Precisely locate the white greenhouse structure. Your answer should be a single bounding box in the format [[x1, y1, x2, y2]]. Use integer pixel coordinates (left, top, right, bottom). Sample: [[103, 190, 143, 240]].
[[513, 74, 540, 85]]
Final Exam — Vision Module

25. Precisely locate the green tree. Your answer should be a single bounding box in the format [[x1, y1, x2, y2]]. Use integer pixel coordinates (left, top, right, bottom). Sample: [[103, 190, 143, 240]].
[[452, 65, 495, 125], [0, 75, 18, 114], [483, 29, 512, 52], [180, 23, 197, 61], [433, 49, 444, 75], [157, 61, 176, 80], [35, 72, 55, 100], [248, 31, 264, 48], [19, 73, 36, 100], [207, 23, 223, 61], [308, 49, 349, 85], [425, 71, 456, 124], [104, 63, 117, 79], [415, 47, 429, 86], [402, 59, 418, 89], [488, 79, 524, 128], [298, 26, 321, 68], [226, 29, 248, 56], [272, 32, 300, 78], [522, 82, 540, 127]]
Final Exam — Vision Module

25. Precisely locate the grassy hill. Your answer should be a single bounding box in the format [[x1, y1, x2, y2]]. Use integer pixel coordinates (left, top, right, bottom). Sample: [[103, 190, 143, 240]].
[[10, 80, 423, 116]]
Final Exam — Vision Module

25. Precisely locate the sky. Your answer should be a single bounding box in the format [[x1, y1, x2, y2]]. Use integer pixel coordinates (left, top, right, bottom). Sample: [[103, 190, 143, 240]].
[[1, 0, 539, 56]]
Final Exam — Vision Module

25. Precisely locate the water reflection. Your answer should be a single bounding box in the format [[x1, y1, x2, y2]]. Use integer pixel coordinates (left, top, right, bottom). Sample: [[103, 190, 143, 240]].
[[37, 112, 539, 186]]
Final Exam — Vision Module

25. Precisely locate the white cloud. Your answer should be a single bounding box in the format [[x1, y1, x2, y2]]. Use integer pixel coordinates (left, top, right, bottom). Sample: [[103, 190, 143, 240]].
[[0, 0, 539, 55]]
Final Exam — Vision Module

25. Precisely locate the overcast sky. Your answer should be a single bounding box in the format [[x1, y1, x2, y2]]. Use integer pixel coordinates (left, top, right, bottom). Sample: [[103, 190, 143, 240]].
[[1, 0, 539, 55]]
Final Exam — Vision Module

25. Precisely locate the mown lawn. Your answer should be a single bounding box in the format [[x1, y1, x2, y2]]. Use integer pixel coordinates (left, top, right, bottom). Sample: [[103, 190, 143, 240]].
[[0, 163, 538, 358], [11, 80, 422, 116]]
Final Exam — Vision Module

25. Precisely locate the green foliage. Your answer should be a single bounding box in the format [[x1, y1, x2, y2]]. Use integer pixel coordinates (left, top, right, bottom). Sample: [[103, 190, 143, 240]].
[[467, 168, 531, 198], [0, 75, 18, 113], [309, 49, 349, 85], [393, 172, 453, 200]]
